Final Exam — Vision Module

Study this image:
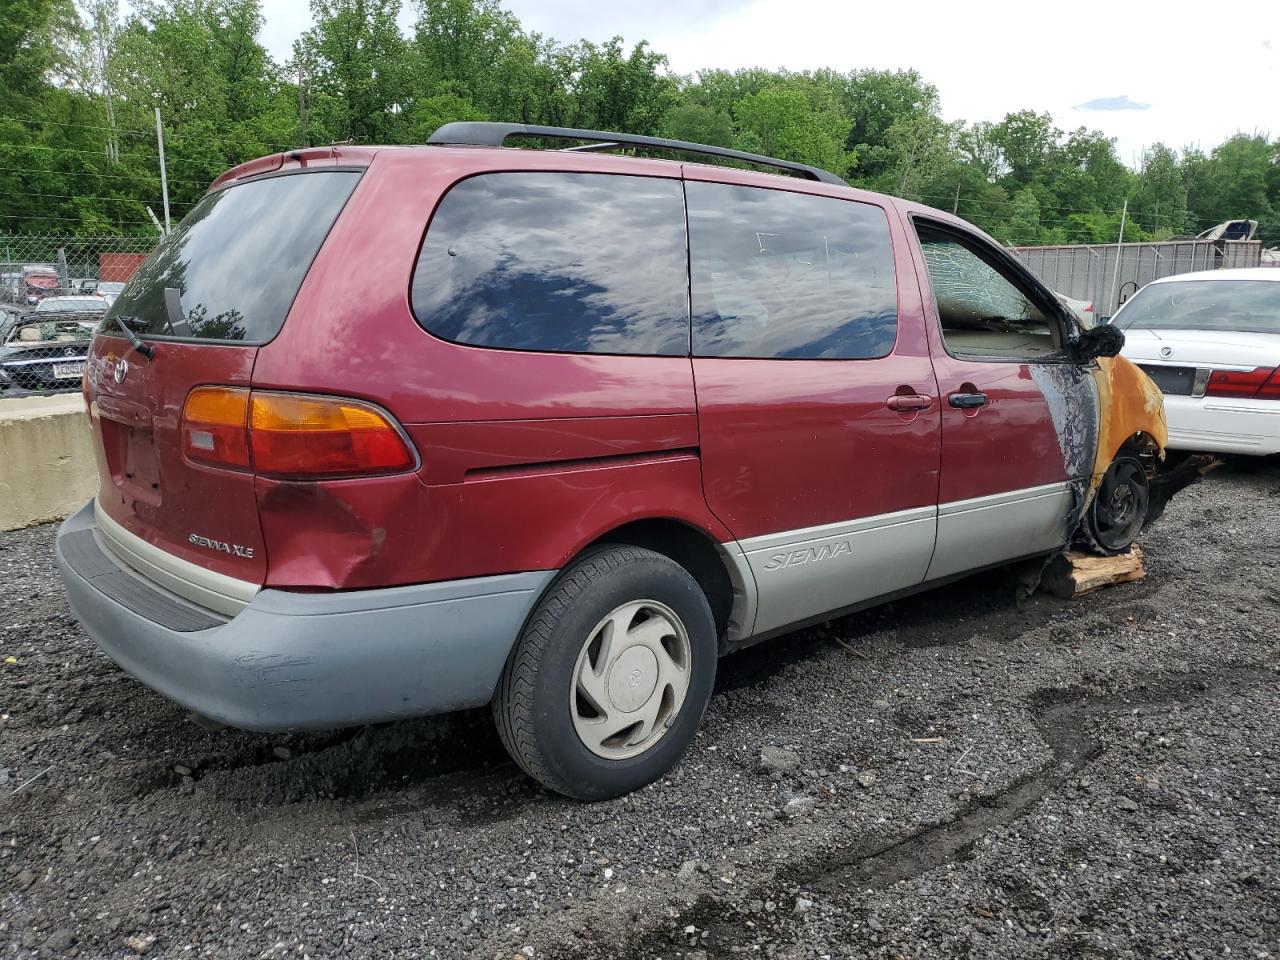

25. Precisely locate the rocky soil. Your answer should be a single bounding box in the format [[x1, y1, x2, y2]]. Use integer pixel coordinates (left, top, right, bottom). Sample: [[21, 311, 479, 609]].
[[2, 458, 1277, 959]]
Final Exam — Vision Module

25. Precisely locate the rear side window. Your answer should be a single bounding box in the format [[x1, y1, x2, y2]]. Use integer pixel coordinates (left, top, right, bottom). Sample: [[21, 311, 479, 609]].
[[102, 170, 361, 342], [687, 182, 897, 359], [411, 172, 689, 355]]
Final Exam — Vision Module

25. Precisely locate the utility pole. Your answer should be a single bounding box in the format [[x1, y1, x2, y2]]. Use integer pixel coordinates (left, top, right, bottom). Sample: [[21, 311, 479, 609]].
[[1108, 198, 1128, 313], [97, 22, 119, 162], [952, 182, 961, 214], [298, 63, 309, 147], [155, 107, 171, 234]]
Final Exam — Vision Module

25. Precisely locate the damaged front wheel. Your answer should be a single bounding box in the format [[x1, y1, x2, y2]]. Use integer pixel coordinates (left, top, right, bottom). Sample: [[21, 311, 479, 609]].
[[1081, 455, 1150, 555]]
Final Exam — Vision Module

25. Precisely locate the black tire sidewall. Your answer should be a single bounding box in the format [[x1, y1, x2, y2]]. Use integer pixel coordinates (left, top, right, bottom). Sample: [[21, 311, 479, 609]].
[[526, 551, 716, 800]]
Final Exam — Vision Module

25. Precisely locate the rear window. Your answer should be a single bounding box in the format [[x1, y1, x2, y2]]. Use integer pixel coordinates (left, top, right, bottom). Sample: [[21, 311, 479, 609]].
[[411, 172, 689, 355], [1114, 279, 1279, 335], [687, 182, 898, 359], [101, 170, 361, 342]]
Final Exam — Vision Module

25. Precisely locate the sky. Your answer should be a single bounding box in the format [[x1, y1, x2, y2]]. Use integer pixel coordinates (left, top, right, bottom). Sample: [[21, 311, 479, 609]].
[[258, 0, 1280, 167]]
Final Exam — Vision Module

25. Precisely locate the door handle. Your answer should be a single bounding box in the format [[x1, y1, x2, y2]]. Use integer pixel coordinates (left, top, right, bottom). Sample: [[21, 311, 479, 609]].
[[948, 392, 989, 409], [887, 394, 932, 412]]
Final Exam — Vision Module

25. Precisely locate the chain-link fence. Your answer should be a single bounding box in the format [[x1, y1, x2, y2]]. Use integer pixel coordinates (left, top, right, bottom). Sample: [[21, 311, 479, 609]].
[[1, 234, 156, 396]]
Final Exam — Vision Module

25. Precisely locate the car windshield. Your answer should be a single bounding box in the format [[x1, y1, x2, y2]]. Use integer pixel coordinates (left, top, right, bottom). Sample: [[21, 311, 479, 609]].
[[1114, 279, 1279, 335], [36, 297, 106, 313], [5, 319, 93, 346]]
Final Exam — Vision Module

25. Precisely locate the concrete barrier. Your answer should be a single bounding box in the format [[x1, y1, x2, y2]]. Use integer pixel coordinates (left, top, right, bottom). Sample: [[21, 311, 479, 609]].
[[0, 394, 96, 531]]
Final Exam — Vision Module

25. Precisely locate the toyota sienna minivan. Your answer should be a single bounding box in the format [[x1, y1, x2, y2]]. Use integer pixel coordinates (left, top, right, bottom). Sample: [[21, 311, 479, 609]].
[[57, 123, 1168, 799]]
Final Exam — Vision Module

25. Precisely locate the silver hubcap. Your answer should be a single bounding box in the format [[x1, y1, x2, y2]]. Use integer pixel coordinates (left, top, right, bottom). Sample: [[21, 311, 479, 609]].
[[570, 600, 692, 760]]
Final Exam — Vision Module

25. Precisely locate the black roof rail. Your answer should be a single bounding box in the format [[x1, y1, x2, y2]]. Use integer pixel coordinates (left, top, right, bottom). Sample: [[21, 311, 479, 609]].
[[426, 122, 847, 186]]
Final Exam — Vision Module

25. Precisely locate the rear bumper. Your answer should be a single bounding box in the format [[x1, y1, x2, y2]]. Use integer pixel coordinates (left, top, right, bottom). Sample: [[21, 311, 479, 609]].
[[1163, 395, 1280, 456], [55, 502, 555, 730]]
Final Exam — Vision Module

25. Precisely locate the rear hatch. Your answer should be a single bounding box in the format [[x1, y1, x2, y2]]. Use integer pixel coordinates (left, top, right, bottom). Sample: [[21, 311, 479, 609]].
[[87, 166, 363, 590]]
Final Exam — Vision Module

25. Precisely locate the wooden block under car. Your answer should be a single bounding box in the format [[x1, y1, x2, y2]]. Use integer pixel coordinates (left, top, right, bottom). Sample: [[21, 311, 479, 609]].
[[1041, 546, 1145, 599]]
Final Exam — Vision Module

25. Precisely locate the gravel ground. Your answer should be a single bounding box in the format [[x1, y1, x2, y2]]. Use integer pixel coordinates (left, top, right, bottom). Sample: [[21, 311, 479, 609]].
[[2, 459, 1277, 960]]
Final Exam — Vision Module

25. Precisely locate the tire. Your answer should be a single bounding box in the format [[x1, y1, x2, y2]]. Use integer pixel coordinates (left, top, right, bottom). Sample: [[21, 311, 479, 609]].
[[492, 545, 717, 800], [1080, 455, 1150, 555]]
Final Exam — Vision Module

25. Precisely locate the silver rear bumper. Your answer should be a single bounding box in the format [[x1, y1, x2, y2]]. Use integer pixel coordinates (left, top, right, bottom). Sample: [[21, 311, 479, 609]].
[[55, 502, 555, 730]]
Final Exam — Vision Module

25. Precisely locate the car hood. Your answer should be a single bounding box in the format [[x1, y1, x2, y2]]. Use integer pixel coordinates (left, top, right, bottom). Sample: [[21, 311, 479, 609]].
[[1120, 327, 1280, 368]]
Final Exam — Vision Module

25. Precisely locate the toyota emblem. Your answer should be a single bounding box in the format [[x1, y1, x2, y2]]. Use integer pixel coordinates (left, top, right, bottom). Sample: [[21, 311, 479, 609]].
[[114, 358, 129, 384], [1159, 346, 1173, 358]]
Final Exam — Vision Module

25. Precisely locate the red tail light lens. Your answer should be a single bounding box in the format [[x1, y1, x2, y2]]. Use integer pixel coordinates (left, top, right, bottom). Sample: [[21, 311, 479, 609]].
[[183, 386, 251, 468], [249, 392, 415, 478], [1204, 367, 1276, 398], [181, 389, 415, 477], [1259, 368, 1280, 400]]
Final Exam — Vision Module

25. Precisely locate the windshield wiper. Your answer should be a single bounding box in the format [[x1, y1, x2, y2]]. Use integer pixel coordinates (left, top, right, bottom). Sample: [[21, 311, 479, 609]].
[[112, 315, 154, 359]]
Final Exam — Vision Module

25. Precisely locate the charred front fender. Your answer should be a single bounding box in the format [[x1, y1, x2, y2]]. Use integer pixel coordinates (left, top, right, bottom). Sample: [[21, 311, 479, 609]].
[[1089, 355, 1168, 488]]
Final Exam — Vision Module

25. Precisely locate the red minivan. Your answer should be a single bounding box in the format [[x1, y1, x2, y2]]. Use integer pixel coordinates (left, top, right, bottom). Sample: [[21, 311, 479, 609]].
[[56, 124, 1168, 799]]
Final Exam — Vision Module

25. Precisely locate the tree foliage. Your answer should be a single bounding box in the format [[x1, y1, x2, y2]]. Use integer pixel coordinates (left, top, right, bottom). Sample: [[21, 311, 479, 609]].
[[3, 0, 1277, 244]]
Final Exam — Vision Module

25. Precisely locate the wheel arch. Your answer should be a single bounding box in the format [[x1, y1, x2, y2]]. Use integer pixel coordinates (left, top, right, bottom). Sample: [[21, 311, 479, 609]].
[[564, 517, 755, 651]]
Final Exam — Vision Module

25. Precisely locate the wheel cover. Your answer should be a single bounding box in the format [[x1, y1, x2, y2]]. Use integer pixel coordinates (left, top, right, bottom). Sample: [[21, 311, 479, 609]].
[[1091, 457, 1149, 552], [570, 599, 692, 761]]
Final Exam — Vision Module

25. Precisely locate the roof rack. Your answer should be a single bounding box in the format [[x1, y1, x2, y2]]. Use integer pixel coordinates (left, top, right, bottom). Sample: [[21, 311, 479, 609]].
[[426, 122, 846, 186]]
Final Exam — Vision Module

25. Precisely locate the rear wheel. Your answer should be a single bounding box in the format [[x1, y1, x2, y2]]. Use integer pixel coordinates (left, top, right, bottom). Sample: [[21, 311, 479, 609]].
[[1081, 455, 1150, 555], [492, 545, 716, 800]]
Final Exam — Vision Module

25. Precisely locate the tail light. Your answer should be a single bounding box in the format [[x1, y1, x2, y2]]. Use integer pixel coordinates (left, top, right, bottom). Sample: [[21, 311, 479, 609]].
[[249, 392, 415, 477], [1204, 367, 1277, 399], [181, 387, 415, 478], [1260, 368, 1280, 400], [183, 386, 251, 468]]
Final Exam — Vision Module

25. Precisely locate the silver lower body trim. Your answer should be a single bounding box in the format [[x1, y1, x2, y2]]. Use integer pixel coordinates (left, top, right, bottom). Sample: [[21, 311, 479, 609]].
[[926, 482, 1073, 581], [733, 484, 1076, 639], [740, 506, 937, 637]]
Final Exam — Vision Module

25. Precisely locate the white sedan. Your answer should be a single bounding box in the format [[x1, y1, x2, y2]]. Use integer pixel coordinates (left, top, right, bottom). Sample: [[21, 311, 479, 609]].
[[1114, 268, 1280, 456]]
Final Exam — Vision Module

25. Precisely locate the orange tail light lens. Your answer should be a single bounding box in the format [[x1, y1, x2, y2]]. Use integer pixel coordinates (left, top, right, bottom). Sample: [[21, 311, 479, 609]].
[[248, 392, 415, 478], [183, 386, 251, 468], [181, 388, 415, 478]]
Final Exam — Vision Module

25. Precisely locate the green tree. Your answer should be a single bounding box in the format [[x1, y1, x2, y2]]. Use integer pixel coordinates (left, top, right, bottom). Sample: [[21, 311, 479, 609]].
[[565, 39, 675, 135], [663, 103, 733, 147], [1004, 188, 1042, 244], [1184, 135, 1278, 240], [295, 0, 409, 143], [877, 112, 955, 201], [989, 110, 1058, 187], [1130, 143, 1186, 237], [733, 83, 852, 178]]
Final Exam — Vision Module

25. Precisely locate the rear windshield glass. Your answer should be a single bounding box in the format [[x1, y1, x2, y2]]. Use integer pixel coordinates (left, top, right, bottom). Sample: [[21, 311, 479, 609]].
[[1114, 279, 1279, 335], [411, 172, 689, 355], [101, 170, 360, 342]]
